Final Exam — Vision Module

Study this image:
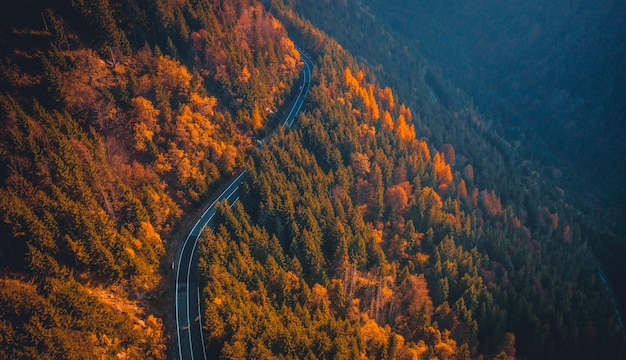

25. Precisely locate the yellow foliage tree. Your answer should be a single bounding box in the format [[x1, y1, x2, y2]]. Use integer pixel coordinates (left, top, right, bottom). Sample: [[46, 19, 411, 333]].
[[366, 84, 380, 120], [249, 105, 264, 131], [344, 67, 380, 120], [380, 86, 395, 111], [344, 67, 360, 93], [382, 111, 394, 131], [188, 92, 217, 117], [175, 104, 214, 149], [399, 103, 412, 123], [130, 96, 160, 151], [433, 152, 453, 194], [133, 122, 154, 151], [156, 55, 192, 97], [415, 140, 431, 163], [309, 283, 330, 314], [422, 186, 443, 210], [360, 318, 390, 355], [239, 65, 251, 83], [395, 114, 416, 143]]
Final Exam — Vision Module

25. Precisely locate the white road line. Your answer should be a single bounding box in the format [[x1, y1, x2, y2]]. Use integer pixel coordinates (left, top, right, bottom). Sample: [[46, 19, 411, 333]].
[[177, 47, 313, 360], [197, 286, 208, 360], [291, 69, 309, 127], [187, 188, 239, 359], [283, 60, 308, 127], [193, 186, 240, 355], [177, 213, 203, 360], [177, 171, 247, 359], [202, 171, 247, 220], [186, 233, 196, 360], [187, 211, 216, 358]]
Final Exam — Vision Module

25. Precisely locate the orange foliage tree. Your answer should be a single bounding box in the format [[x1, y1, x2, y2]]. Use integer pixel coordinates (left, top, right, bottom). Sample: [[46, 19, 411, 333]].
[[385, 184, 409, 218], [395, 113, 416, 143], [433, 152, 453, 194], [130, 96, 160, 151], [480, 189, 504, 218]]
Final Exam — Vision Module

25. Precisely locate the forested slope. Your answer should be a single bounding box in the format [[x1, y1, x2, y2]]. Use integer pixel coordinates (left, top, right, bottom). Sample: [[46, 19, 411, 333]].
[[196, 4, 624, 359], [0, 0, 300, 357], [276, 0, 626, 314], [0, 0, 623, 358]]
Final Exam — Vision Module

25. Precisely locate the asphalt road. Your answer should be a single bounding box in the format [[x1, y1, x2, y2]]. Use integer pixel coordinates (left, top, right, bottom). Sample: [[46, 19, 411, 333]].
[[175, 48, 313, 360]]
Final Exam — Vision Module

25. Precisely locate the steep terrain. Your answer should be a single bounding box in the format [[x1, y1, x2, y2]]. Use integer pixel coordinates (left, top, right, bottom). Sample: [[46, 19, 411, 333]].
[[0, 0, 300, 357], [0, 0, 623, 359], [277, 0, 626, 313], [194, 2, 624, 358]]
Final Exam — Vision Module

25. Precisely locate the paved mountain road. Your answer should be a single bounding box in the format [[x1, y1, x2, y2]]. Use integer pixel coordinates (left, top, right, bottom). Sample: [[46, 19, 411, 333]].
[[175, 48, 313, 360]]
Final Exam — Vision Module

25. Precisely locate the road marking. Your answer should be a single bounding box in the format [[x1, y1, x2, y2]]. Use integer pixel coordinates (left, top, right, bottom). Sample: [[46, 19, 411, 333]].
[[176, 214, 202, 360], [177, 47, 312, 360], [283, 50, 311, 128], [177, 171, 246, 359], [197, 286, 208, 360], [186, 232, 197, 360]]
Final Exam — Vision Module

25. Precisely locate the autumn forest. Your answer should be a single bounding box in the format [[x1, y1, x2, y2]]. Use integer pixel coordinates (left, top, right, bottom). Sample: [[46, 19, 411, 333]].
[[0, 0, 624, 359]]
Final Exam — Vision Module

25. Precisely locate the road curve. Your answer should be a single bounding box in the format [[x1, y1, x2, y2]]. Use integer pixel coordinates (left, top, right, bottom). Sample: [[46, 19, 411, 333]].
[[175, 48, 313, 360]]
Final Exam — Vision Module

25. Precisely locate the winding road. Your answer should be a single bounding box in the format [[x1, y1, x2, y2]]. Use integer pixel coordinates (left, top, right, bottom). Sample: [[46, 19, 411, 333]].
[[175, 47, 313, 360]]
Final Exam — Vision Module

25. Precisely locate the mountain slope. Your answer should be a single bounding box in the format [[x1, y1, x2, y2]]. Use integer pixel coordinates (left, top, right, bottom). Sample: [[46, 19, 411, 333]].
[[192, 3, 624, 358], [0, 0, 623, 358], [273, 0, 626, 315], [0, 0, 301, 357]]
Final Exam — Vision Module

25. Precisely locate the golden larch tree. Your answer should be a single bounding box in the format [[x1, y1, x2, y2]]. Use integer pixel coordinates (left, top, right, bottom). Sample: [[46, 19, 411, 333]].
[[433, 152, 453, 194]]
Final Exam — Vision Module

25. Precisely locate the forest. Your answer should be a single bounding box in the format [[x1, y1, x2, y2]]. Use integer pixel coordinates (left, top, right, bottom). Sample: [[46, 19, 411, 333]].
[[0, 0, 624, 359], [277, 0, 626, 313], [0, 0, 300, 357]]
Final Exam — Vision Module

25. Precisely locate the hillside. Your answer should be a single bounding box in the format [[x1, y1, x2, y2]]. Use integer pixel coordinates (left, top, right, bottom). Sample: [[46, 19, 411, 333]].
[[0, 0, 624, 359], [192, 2, 624, 358], [277, 0, 626, 313], [0, 0, 300, 357]]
